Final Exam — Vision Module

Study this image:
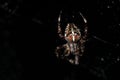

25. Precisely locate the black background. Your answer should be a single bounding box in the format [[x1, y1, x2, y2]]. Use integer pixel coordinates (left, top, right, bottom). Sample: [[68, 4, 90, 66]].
[[0, 0, 120, 80]]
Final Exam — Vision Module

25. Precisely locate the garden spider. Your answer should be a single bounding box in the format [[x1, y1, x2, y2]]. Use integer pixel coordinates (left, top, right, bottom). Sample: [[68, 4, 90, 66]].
[[55, 10, 88, 65]]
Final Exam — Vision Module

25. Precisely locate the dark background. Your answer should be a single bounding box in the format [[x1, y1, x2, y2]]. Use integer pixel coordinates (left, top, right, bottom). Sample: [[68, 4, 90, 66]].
[[0, 0, 120, 80]]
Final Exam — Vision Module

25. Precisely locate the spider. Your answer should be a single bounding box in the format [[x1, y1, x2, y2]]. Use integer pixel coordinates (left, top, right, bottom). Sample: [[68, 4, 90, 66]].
[[55, 11, 88, 65]]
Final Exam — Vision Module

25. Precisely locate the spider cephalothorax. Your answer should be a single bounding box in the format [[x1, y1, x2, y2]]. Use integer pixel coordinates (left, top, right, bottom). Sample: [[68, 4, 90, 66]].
[[64, 23, 81, 43], [55, 11, 88, 65]]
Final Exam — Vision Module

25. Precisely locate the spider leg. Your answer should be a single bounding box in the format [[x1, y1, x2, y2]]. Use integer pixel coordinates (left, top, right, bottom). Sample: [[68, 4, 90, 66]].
[[79, 12, 88, 54], [57, 10, 64, 38], [79, 12, 87, 24], [55, 46, 61, 58], [64, 44, 71, 57], [79, 12, 88, 39], [55, 44, 67, 59]]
